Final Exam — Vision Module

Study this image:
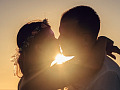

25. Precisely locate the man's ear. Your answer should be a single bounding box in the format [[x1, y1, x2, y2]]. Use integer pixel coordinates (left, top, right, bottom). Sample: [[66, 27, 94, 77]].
[[86, 36, 107, 71], [94, 36, 107, 59], [96, 36, 107, 49]]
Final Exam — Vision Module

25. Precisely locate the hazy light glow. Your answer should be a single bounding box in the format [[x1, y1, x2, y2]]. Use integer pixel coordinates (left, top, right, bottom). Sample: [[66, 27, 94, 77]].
[[50, 46, 74, 67]]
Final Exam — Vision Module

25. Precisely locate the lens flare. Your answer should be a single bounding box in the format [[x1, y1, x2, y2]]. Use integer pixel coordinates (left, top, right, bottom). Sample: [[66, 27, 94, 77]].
[[50, 46, 74, 67]]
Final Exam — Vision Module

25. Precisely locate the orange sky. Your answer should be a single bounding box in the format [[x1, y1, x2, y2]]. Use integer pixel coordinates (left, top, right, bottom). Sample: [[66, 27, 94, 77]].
[[0, 0, 120, 89]]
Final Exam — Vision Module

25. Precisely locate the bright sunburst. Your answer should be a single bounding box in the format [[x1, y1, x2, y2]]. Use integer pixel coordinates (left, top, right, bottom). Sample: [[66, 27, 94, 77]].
[[50, 46, 74, 67]]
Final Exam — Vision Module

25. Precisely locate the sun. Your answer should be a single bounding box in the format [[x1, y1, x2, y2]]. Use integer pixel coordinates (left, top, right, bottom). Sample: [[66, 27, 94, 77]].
[[50, 46, 74, 67]]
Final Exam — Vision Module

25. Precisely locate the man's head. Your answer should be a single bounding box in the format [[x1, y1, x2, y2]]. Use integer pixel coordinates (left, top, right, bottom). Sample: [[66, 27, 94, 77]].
[[59, 6, 100, 56]]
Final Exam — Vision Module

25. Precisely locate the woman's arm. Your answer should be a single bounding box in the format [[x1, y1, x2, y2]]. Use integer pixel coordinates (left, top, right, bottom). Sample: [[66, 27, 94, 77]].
[[99, 36, 120, 59]]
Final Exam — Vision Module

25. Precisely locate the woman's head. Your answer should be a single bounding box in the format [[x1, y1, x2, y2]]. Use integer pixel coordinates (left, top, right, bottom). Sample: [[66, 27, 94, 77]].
[[17, 19, 58, 76]]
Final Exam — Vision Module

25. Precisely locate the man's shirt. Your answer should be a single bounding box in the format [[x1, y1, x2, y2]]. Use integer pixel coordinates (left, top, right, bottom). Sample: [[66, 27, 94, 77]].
[[86, 56, 120, 90]]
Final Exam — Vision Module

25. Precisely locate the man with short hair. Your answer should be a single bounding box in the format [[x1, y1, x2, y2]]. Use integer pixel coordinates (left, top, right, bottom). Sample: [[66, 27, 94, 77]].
[[59, 6, 120, 90]]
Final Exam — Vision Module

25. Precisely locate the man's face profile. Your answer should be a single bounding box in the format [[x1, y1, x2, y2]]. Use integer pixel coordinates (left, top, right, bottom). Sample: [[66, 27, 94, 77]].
[[59, 20, 86, 57]]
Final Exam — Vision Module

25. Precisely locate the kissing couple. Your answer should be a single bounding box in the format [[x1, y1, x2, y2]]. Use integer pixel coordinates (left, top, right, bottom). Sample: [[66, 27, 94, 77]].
[[14, 6, 120, 90]]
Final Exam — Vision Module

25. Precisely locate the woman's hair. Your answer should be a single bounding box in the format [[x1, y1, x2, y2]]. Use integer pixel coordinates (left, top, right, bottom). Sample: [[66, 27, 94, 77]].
[[12, 19, 55, 77]]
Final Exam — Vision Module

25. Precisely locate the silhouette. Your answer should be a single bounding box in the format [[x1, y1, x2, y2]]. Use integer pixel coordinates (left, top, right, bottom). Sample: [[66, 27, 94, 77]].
[[16, 19, 66, 90], [14, 6, 120, 90], [58, 6, 120, 90]]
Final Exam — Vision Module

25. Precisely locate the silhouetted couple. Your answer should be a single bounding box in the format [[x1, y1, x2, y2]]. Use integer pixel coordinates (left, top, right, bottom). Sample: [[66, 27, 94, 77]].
[[16, 6, 120, 90]]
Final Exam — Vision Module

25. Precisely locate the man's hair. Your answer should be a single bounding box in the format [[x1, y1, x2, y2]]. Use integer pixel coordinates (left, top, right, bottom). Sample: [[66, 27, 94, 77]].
[[60, 6, 100, 39]]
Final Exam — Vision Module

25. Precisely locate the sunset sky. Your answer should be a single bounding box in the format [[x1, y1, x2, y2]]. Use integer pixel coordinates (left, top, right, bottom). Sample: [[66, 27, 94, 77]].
[[0, 0, 120, 89]]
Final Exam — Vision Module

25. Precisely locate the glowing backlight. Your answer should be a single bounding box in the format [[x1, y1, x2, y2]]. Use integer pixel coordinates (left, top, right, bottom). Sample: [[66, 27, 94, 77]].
[[50, 46, 74, 67]]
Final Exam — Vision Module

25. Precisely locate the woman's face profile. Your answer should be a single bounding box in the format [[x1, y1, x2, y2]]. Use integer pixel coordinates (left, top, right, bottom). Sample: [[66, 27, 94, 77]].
[[25, 23, 59, 69], [17, 20, 60, 74], [36, 35, 59, 67]]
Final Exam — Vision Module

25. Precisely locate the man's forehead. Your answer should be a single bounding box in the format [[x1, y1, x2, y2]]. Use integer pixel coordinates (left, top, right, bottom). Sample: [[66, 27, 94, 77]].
[[60, 19, 78, 27], [59, 20, 92, 38], [59, 19, 79, 34]]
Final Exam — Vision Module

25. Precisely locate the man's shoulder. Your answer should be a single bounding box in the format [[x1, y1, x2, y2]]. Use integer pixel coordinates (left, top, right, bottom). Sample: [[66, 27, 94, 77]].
[[104, 56, 120, 74], [105, 56, 119, 68], [87, 70, 120, 90], [87, 57, 120, 90], [95, 56, 120, 79]]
